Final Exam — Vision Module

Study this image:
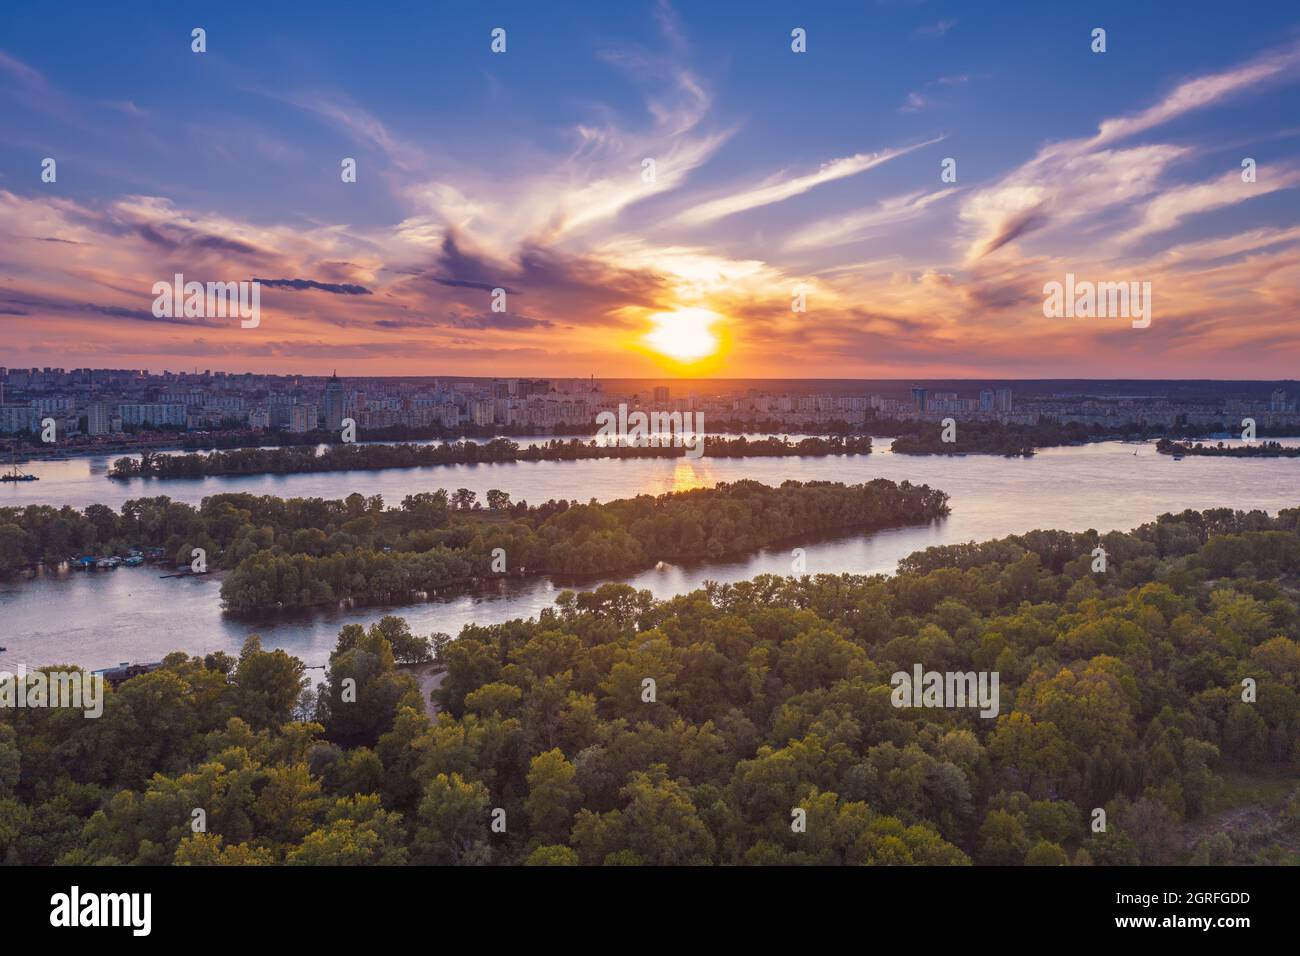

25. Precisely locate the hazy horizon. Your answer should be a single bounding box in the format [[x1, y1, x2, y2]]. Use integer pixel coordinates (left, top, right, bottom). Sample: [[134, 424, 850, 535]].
[[12, 369, 1295, 394]]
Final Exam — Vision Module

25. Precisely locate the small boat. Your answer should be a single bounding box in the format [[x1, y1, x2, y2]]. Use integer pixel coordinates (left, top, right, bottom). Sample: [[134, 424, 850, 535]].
[[0, 465, 38, 481], [0, 449, 38, 482], [1173, 454, 1184, 461], [124, 555, 144, 567]]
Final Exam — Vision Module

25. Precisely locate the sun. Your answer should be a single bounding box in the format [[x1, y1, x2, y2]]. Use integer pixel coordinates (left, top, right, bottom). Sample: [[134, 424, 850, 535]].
[[642, 308, 721, 363]]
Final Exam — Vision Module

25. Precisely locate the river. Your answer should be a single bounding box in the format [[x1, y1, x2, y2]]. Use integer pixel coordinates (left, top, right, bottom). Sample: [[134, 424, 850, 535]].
[[1, 437, 1295, 672]]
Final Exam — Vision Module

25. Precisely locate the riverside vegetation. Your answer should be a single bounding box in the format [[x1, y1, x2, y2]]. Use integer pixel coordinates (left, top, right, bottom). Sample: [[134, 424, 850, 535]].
[[1156, 438, 1300, 458], [887, 421, 1092, 457], [0, 507, 1296, 865], [0, 479, 949, 613], [107, 435, 874, 481], [885, 421, 1300, 457]]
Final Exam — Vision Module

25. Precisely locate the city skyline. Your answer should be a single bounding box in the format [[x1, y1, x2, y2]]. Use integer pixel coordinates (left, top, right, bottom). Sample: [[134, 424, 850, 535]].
[[3, 1, 1300, 378], [4, 361, 1298, 448]]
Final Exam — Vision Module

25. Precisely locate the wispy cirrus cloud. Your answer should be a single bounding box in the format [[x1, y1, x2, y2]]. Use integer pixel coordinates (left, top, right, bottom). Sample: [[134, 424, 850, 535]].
[[271, 92, 427, 172], [0, 49, 45, 88], [672, 137, 944, 227], [900, 91, 929, 113], [961, 42, 1300, 263], [899, 73, 978, 112], [1116, 165, 1300, 246], [392, 5, 730, 263], [785, 188, 958, 252], [916, 18, 958, 38], [1080, 43, 1300, 153], [1157, 224, 1300, 265], [960, 144, 1189, 260]]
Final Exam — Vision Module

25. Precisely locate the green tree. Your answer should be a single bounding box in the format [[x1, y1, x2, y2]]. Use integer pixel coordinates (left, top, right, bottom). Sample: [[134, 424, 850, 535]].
[[525, 749, 581, 846]]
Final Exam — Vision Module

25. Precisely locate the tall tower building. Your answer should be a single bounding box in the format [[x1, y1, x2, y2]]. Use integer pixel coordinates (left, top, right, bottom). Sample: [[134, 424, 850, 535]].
[[323, 371, 346, 430]]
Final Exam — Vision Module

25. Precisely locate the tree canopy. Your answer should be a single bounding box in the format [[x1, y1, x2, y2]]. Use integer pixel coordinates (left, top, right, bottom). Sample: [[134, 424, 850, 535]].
[[3, 505, 1296, 865]]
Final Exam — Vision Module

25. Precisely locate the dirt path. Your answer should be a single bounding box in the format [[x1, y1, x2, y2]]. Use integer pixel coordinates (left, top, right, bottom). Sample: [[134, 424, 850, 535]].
[[399, 662, 446, 719]]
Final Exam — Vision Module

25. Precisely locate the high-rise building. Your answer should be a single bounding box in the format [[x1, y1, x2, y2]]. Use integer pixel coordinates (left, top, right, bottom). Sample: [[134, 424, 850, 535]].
[[653, 386, 670, 403], [911, 386, 928, 412], [288, 403, 318, 433], [470, 398, 495, 426], [87, 402, 112, 436], [979, 390, 995, 412], [323, 372, 346, 430], [0, 404, 36, 433], [995, 388, 1013, 412]]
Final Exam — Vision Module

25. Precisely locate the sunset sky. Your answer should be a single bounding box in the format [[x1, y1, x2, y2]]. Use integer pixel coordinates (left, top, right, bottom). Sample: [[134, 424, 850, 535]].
[[2, 0, 1298, 378]]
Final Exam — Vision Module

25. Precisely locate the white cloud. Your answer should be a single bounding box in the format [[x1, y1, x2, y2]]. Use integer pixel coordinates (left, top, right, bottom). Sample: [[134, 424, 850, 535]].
[[785, 189, 958, 251], [673, 138, 943, 227], [958, 43, 1300, 263], [1117, 166, 1300, 246]]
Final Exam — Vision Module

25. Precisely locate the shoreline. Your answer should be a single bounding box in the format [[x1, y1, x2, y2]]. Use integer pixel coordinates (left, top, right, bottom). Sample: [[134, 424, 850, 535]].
[[14, 424, 1300, 466]]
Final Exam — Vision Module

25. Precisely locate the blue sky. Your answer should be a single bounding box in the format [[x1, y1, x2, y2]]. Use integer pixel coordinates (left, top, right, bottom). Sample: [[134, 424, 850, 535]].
[[2, 1, 1299, 377]]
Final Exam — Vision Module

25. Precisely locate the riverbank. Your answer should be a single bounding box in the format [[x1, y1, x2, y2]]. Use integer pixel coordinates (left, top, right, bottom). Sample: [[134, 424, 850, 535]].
[[2, 478, 949, 610], [1157, 437, 1300, 458], [11, 417, 1299, 466], [7, 440, 1300, 673], [106, 434, 874, 481]]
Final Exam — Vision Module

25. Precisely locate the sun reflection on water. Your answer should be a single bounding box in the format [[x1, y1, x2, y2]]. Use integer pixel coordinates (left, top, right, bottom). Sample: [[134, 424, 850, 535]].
[[665, 455, 713, 493]]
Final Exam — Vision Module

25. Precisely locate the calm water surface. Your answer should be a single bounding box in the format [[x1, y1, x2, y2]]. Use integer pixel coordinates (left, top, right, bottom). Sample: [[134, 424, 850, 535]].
[[1, 438, 1295, 671]]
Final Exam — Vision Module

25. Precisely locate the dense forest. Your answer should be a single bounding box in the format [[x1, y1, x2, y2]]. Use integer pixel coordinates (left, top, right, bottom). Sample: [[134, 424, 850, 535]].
[[1157, 438, 1300, 458], [108, 434, 874, 480], [0, 479, 949, 613], [1, 506, 1296, 865]]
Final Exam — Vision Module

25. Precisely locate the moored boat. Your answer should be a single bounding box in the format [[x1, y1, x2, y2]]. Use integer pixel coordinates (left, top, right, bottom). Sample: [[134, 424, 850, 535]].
[[1, 449, 38, 482]]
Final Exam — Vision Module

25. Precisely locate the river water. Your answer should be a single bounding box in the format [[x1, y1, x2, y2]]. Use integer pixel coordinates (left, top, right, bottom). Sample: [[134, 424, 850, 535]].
[[1, 437, 1295, 671]]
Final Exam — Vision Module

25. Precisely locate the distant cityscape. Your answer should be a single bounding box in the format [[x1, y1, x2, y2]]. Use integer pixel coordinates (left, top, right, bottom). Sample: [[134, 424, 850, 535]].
[[1, 365, 1298, 452]]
